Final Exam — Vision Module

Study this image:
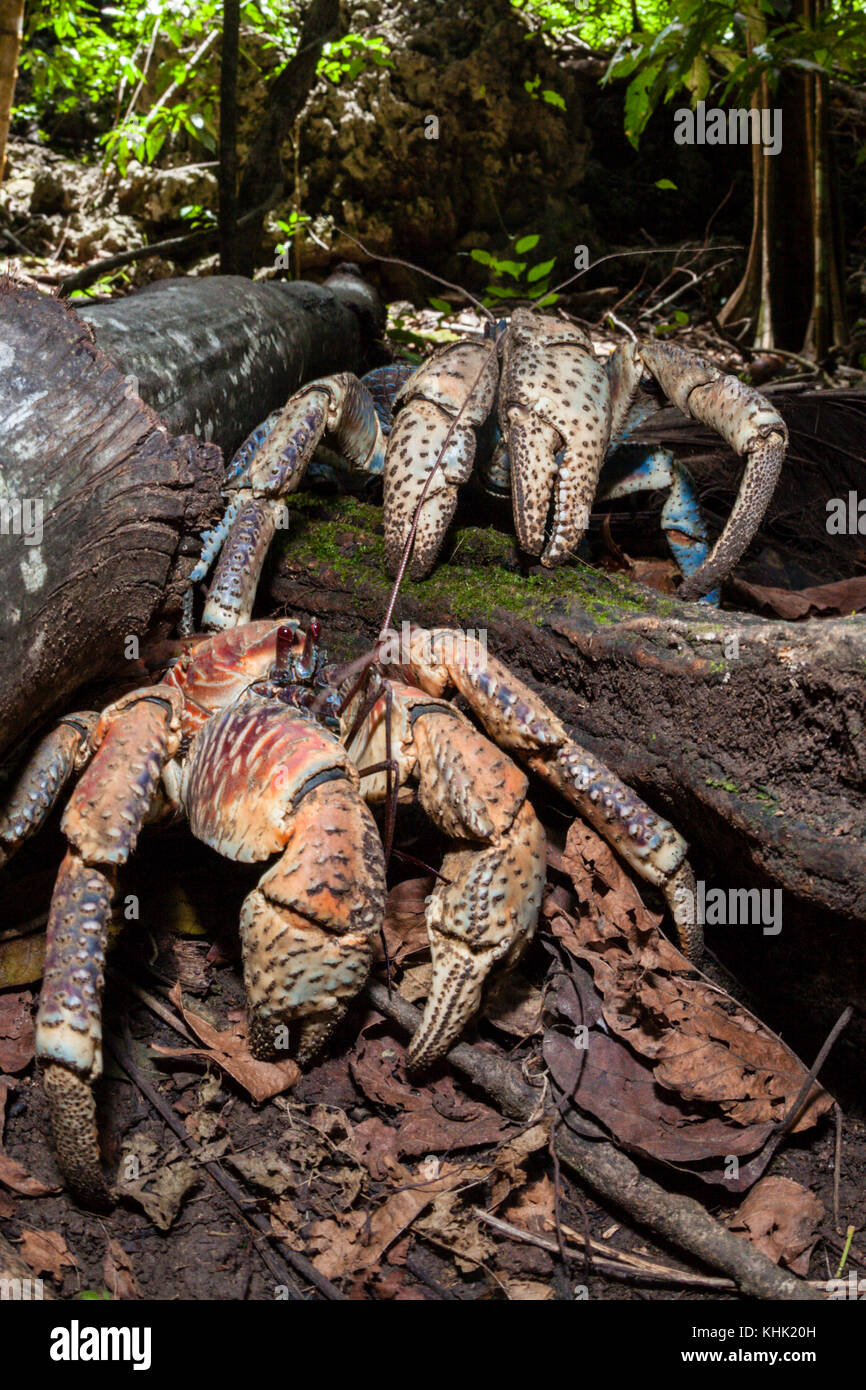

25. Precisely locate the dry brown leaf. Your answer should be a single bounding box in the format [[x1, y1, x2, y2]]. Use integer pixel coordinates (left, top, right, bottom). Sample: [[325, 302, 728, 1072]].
[[0, 991, 35, 1073], [482, 972, 543, 1038], [226, 1149, 296, 1196], [17, 1228, 77, 1280], [501, 1175, 557, 1232], [350, 1035, 514, 1156], [502, 1278, 554, 1300], [307, 1161, 475, 1280], [731, 574, 866, 620], [727, 1176, 824, 1275], [380, 878, 434, 964], [115, 1133, 201, 1230], [552, 822, 833, 1135], [153, 983, 300, 1102], [103, 1239, 140, 1300]]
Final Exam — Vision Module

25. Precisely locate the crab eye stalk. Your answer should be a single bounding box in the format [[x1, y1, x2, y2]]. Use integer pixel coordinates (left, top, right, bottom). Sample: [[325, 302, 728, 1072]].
[[268, 624, 297, 683]]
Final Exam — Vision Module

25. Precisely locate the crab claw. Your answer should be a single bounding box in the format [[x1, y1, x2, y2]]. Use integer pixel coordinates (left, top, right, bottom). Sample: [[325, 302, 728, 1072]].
[[501, 308, 612, 567], [382, 339, 498, 578], [637, 340, 788, 601]]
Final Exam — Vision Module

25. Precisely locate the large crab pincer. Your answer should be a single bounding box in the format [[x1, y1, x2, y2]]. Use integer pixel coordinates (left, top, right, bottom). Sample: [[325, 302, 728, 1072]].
[[2, 618, 696, 1205], [195, 309, 787, 619]]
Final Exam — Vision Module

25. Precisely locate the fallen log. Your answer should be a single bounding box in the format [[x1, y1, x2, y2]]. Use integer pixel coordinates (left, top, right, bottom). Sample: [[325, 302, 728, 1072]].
[[0, 270, 382, 761], [79, 266, 385, 460], [269, 494, 866, 1085]]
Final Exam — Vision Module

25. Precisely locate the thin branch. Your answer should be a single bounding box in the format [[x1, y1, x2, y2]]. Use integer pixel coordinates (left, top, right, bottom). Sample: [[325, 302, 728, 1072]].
[[366, 981, 825, 1302]]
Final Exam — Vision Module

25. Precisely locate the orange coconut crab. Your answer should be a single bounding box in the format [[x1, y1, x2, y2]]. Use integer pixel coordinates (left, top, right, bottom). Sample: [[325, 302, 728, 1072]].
[[1, 607, 699, 1207]]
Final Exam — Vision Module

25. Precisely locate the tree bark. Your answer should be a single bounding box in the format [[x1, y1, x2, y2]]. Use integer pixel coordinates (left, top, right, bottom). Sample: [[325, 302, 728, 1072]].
[[719, 0, 848, 355], [0, 0, 24, 185], [79, 269, 384, 459], [218, 0, 240, 275], [233, 0, 340, 278], [0, 277, 222, 760]]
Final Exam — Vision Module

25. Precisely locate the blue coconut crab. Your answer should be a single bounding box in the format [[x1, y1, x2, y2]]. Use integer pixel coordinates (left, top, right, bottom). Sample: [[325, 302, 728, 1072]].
[[191, 308, 788, 626], [0, 608, 698, 1205]]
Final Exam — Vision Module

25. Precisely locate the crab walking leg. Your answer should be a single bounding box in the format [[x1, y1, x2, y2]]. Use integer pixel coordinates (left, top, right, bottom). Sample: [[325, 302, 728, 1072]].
[[182, 697, 385, 1063], [597, 446, 720, 604], [0, 713, 98, 867], [404, 628, 701, 958], [382, 339, 498, 578], [35, 688, 182, 1206], [500, 308, 612, 567], [636, 340, 787, 601], [201, 374, 386, 630]]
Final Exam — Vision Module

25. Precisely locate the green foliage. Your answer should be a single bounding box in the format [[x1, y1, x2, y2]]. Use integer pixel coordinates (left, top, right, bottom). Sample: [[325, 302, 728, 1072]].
[[468, 244, 559, 307], [523, 73, 567, 108], [318, 33, 393, 85], [603, 1, 866, 149], [179, 202, 217, 231], [17, 2, 391, 178], [68, 268, 133, 300]]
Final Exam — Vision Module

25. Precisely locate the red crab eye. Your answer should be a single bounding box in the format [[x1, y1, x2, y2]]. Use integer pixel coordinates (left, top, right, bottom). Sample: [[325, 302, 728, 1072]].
[[308, 618, 321, 643]]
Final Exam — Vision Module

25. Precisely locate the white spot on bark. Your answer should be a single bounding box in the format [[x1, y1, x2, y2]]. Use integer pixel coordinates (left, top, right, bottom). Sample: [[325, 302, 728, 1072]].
[[20, 547, 47, 592]]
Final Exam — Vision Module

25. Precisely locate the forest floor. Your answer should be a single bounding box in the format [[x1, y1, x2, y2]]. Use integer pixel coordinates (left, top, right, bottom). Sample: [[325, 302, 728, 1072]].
[[2, 134, 866, 1304], [2, 810, 863, 1303]]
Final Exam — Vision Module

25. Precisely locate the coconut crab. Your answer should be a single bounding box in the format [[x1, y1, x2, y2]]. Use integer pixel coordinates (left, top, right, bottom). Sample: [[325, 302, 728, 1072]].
[[191, 307, 788, 626], [1, 613, 698, 1207]]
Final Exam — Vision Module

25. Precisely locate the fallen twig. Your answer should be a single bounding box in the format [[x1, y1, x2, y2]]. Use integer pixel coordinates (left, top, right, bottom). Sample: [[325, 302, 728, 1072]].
[[105, 1025, 344, 1302], [474, 1207, 737, 1291], [365, 981, 825, 1302]]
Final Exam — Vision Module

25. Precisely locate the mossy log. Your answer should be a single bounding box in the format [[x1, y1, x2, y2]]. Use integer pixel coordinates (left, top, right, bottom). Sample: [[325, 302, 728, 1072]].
[[269, 494, 866, 1079]]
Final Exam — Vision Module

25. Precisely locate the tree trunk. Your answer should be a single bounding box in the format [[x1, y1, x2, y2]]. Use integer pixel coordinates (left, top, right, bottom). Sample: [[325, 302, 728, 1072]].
[[218, 0, 240, 275], [719, 0, 848, 355], [0, 278, 222, 761], [233, 0, 340, 278], [79, 269, 384, 459], [0, 0, 24, 185]]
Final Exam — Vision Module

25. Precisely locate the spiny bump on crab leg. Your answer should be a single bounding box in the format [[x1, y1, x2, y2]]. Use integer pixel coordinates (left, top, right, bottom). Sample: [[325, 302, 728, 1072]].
[[405, 709, 546, 1069], [35, 688, 181, 1206], [637, 340, 787, 601], [0, 712, 97, 867], [404, 628, 700, 958]]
